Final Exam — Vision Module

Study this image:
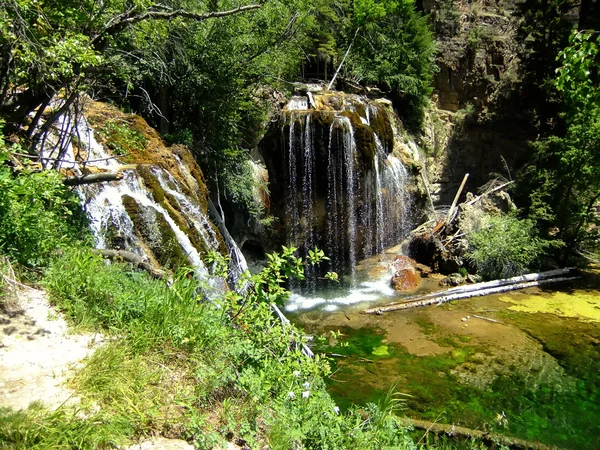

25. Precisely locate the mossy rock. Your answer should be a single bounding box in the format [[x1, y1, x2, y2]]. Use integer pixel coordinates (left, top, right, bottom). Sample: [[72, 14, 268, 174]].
[[370, 107, 394, 152], [122, 195, 189, 271], [137, 165, 167, 204], [353, 123, 376, 171]]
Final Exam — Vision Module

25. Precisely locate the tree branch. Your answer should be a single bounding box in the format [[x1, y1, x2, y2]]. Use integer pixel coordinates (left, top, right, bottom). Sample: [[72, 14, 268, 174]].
[[91, 4, 261, 47], [63, 172, 124, 186]]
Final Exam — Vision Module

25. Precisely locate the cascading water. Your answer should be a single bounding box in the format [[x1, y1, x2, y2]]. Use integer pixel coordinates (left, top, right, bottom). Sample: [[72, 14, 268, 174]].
[[38, 107, 222, 279], [278, 93, 413, 290]]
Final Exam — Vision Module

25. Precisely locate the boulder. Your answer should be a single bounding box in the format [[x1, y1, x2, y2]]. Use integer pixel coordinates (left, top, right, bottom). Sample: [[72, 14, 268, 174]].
[[391, 255, 422, 292], [440, 273, 465, 287]]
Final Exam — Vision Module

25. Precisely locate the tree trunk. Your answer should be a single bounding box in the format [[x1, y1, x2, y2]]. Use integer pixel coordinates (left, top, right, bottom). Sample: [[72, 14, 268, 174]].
[[408, 418, 560, 450], [93, 249, 166, 278], [363, 269, 579, 314], [63, 172, 124, 186]]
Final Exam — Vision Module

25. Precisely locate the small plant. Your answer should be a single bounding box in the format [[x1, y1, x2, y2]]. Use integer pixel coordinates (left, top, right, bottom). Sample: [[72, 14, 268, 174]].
[[467, 26, 485, 52], [0, 147, 89, 269]]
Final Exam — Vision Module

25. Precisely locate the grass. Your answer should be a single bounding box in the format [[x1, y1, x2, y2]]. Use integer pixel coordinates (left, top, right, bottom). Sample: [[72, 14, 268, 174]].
[[2, 246, 452, 449]]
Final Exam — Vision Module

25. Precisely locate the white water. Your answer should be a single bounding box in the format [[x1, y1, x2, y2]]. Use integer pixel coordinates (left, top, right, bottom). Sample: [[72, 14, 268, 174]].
[[287, 96, 309, 111], [39, 111, 215, 277], [282, 95, 412, 287], [284, 269, 396, 313]]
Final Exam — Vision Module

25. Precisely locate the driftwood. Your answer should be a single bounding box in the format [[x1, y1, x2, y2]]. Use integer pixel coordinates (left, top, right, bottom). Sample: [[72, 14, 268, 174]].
[[446, 173, 470, 223], [63, 172, 123, 186], [408, 418, 561, 450], [465, 180, 515, 206], [366, 268, 575, 312], [94, 249, 166, 278], [363, 268, 578, 314], [472, 314, 504, 324]]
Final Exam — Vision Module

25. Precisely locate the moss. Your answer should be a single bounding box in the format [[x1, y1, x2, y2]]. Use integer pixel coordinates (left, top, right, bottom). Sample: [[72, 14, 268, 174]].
[[353, 123, 376, 171], [137, 165, 166, 204], [122, 195, 189, 271], [162, 192, 214, 259], [312, 111, 336, 129], [370, 107, 394, 152]]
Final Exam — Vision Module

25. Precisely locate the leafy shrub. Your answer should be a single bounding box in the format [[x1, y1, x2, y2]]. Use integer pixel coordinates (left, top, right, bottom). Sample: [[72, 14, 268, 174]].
[[0, 148, 88, 269], [466, 213, 550, 280]]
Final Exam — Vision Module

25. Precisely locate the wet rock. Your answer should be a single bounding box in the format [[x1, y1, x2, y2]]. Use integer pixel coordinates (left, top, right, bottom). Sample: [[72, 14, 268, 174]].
[[467, 274, 483, 284], [414, 263, 432, 278], [435, 252, 463, 275], [391, 255, 422, 292], [392, 269, 422, 291], [440, 273, 465, 287]]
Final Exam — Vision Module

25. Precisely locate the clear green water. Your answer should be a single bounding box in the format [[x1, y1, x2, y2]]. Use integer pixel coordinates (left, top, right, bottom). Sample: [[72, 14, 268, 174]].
[[290, 281, 600, 449]]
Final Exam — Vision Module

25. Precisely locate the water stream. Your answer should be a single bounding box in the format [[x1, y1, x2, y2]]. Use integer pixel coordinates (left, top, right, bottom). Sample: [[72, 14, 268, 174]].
[[280, 94, 412, 285]]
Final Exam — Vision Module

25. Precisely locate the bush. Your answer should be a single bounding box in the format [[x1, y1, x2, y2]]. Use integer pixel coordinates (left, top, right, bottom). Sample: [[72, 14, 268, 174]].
[[466, 213, 549, 280], [0, 147, 88, 269]]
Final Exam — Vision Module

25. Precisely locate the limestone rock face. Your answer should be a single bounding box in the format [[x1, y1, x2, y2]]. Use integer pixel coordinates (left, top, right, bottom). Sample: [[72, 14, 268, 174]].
[[66, 101, 226, 276], [257, 91, 416, 279]]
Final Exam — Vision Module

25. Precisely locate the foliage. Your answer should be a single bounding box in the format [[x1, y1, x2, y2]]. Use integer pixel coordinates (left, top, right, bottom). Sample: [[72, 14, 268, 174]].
[[466, 213, 550, 280], [555, 30, 600, 118], [521, 30, 600, 259], [342, 0, 437, 127], [515, 0, 575, 129], [0, 140, 88, 269]]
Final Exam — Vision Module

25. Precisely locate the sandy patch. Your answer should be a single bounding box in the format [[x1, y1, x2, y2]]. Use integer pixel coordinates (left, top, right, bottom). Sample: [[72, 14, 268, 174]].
[[0, 287, 102, 411]]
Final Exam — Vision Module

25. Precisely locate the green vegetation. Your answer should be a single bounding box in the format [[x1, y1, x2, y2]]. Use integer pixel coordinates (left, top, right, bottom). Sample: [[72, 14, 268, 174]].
[[520, 30, 600, 261], [343, 0, 436, 128], [466, 213, 550, 280], [0, 137, 88, 270]]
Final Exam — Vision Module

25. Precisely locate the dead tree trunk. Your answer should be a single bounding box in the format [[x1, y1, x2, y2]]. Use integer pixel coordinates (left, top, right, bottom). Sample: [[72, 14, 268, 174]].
[[408, 418, 561, 450], [363, 269, 579, 314], [93, 249, 165, 279], [63, 172, 123, 186]]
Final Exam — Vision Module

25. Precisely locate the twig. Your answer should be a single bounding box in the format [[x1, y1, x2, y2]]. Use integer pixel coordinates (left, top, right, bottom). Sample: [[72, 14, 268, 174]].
[[472, 314, 505, 325], [465, 180, 514, 206]]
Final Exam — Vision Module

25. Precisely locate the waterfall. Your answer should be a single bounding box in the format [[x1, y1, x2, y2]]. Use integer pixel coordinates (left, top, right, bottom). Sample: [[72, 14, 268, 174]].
[[38, 108, 226, 279], [279, 94, 412, 285]]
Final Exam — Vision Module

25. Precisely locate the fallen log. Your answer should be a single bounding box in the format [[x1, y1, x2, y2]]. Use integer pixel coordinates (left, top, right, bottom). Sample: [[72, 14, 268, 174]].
[[372, 267, 576, 310], [363, 276, 580, 314], [63, 172, 123, 186], [408, 418, 561, 450], [93, 249, 166, 279]]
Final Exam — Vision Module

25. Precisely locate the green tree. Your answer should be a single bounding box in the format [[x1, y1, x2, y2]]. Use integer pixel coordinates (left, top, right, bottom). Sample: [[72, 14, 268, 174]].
[[522, 30, 600, 260], [342, 0, 436, 127], [0, 0, 260, 141]]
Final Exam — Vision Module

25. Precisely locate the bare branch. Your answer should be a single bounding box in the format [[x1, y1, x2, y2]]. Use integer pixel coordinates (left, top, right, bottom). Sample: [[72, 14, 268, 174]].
[[91, 4, 261, 47]]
